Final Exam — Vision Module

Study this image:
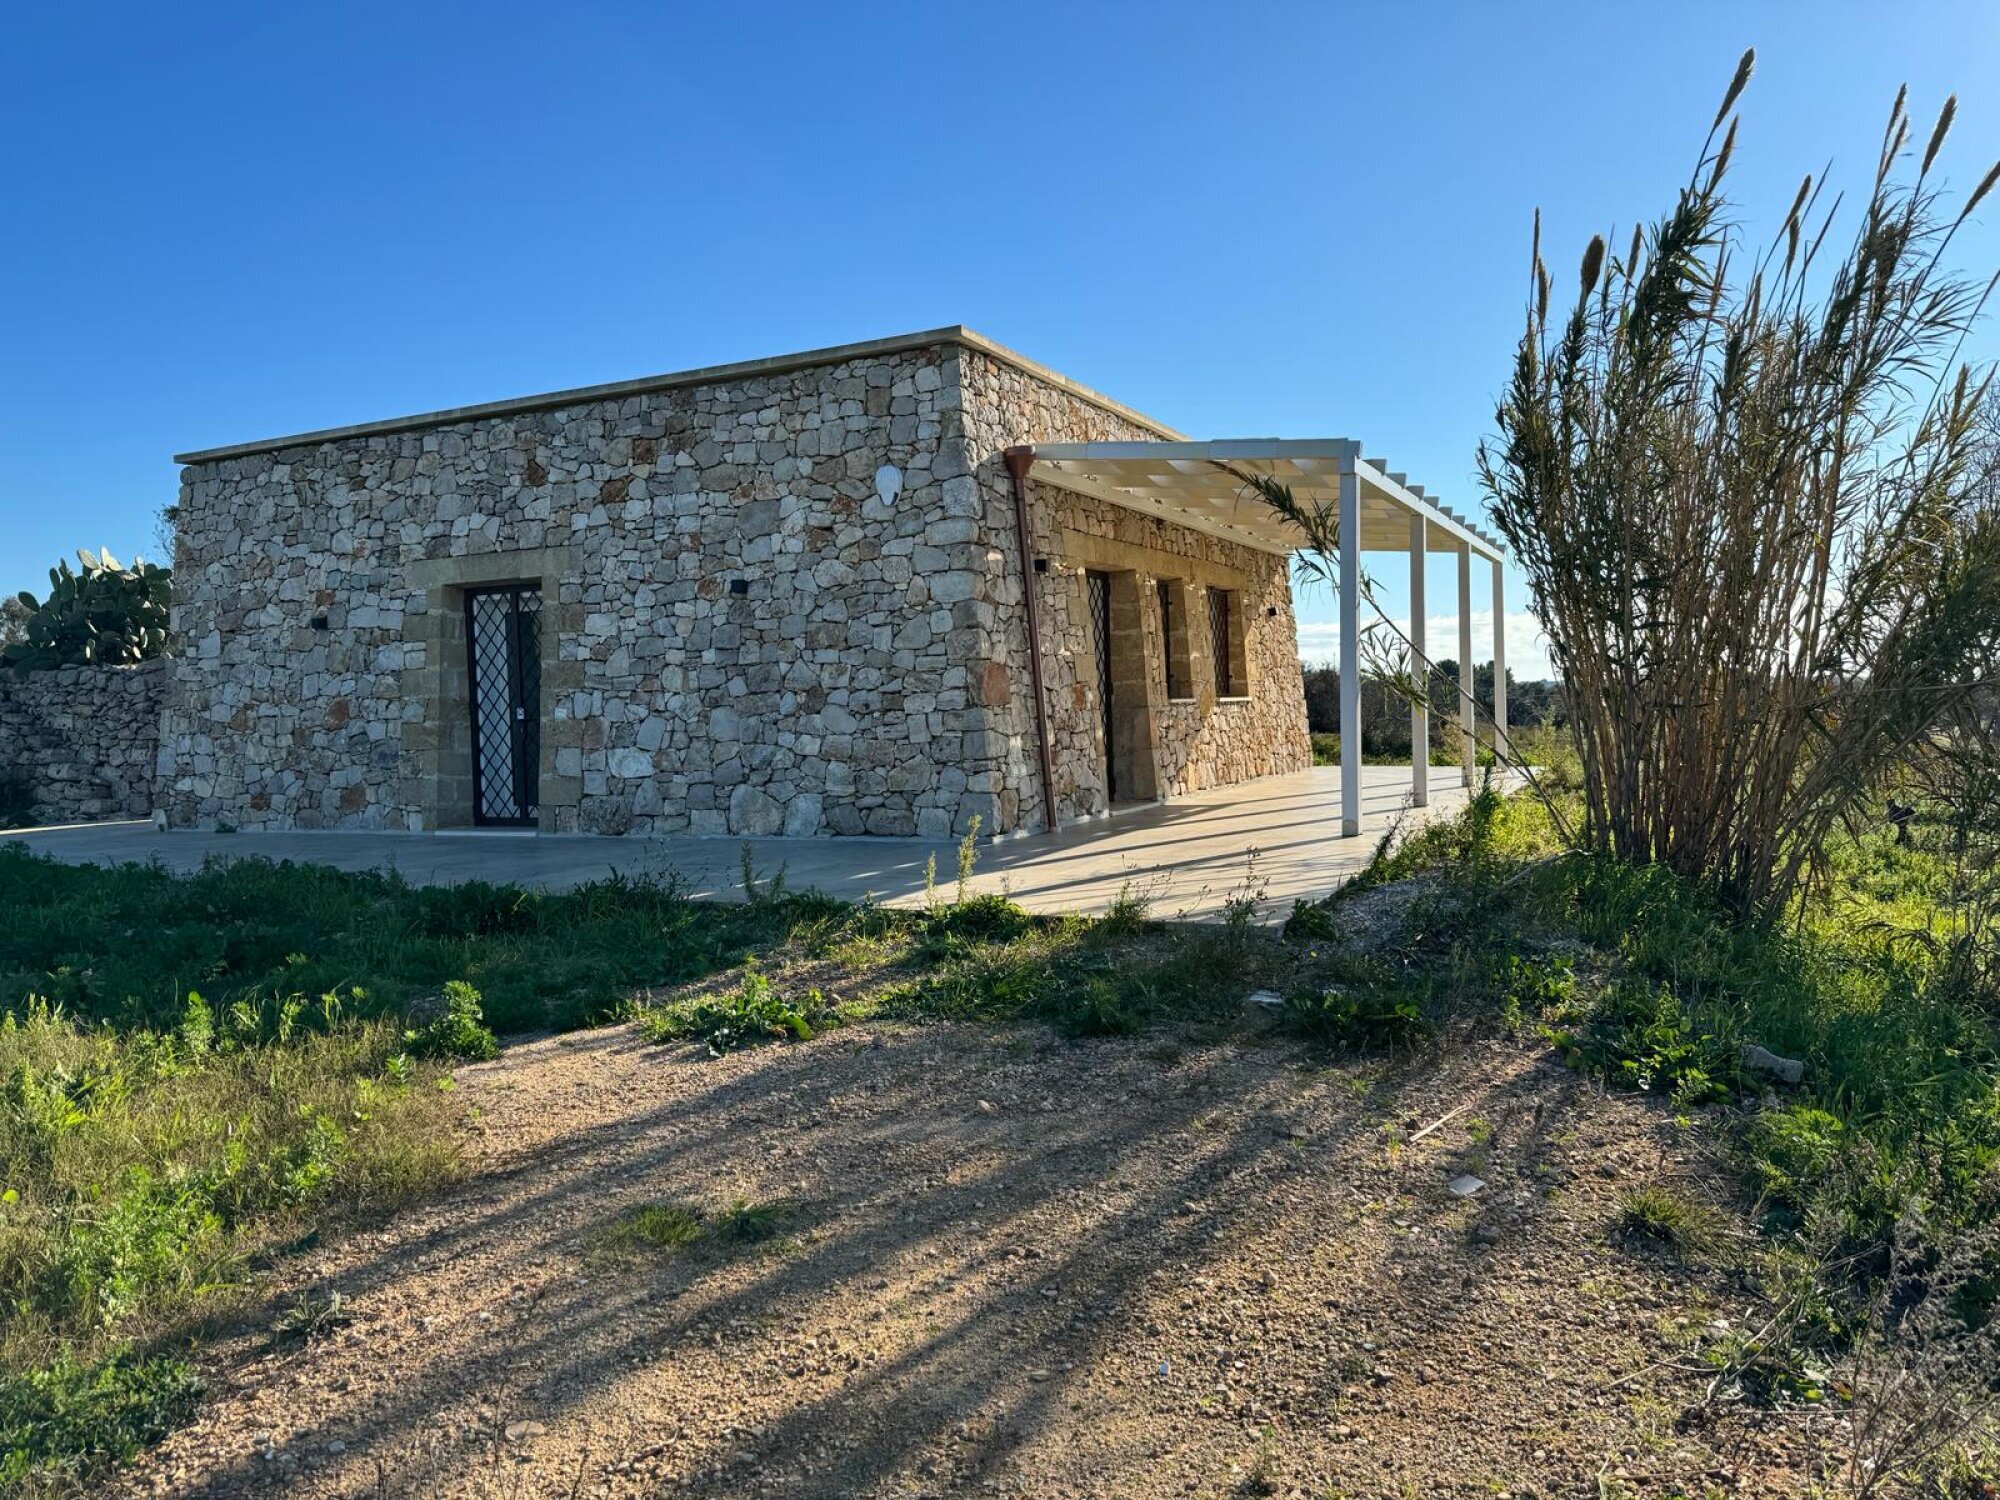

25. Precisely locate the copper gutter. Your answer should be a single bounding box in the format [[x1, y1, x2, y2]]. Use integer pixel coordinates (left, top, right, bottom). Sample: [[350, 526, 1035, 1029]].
[[1003, 446, 1060, 831]]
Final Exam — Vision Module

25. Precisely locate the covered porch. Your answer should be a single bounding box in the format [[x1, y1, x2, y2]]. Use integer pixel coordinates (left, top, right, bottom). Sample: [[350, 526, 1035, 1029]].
[[1023, 439, 1510, 836]]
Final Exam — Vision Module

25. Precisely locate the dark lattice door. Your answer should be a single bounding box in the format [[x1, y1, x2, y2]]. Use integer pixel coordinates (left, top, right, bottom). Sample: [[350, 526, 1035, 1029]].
[[466, 585, 541, 826], [1084, 570, 1116, 802]]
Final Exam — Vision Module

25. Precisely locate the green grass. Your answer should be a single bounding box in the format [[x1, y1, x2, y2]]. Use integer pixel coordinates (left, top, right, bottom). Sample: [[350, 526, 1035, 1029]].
[[0, 1347, 202, 1493], [0, 993, 462, 1493], [0, 846, 847, 1037], [1291, 778, 2000, 1321], [587, 1196, 795, 1264], [588, 1201, 706, 1258], [0, 839, 1312, 1489], [1618, 1186, 1726, 1258], [4, 781, 1992, 1489], [1309, 731, 1496, 768]]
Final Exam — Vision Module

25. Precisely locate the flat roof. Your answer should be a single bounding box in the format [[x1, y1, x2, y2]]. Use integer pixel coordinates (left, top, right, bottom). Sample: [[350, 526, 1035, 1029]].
[[173, 326, 1184, 465]]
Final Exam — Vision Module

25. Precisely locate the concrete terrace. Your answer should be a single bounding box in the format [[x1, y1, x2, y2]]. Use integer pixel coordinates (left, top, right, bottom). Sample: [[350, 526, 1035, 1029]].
[[2, 765, 1496, 921]]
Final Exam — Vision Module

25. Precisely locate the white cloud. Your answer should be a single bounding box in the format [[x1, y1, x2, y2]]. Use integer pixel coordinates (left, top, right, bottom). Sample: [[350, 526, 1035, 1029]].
[[1294, 609, 1555, 682]]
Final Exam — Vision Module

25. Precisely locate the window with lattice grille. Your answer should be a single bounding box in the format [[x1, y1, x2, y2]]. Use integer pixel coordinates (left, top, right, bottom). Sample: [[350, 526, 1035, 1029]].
[[1157, 579, 1192, 699], [1207, 586, 1243, 698]]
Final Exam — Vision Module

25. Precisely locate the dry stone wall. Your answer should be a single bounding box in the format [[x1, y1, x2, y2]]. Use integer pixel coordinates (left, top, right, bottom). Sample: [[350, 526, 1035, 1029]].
[[163, 346, 994, 838], [0, 660, 164, 823], [163, 334, 1309, 840]]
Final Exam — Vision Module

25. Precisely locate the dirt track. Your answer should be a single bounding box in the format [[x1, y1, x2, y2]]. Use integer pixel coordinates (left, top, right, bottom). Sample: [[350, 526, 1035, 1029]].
[[118, 1020, 1829, 1498]]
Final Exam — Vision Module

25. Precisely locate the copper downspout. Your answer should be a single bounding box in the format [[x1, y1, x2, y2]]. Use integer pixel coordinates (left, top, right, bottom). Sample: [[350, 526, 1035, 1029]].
[[1003, 445, 1060, 831]]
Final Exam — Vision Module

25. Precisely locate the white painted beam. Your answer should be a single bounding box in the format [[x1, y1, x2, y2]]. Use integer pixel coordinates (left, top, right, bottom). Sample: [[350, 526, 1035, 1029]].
[[1458, 541, 1475, 788], [1340, 468, 1363, 837], [1409, 512, 1428, 809], [1492, 559, 1508, 756]]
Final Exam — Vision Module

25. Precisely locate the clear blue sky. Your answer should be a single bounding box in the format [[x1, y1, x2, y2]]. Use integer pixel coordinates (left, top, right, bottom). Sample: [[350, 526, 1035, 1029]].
[[7, 1, 1999, 678]]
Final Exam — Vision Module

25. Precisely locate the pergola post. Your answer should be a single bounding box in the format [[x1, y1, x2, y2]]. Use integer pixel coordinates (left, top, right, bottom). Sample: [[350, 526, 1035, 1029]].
[[1491, 558, 1508, 758], [1458, 540, 1475, 787], [1408, 513, 1428, 808], [1339, 466, 1362, 837]]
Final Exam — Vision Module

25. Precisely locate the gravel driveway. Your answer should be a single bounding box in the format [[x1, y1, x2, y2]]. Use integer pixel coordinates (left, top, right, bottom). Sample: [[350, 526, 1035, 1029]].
[[117, 1021, 1825, 1498]]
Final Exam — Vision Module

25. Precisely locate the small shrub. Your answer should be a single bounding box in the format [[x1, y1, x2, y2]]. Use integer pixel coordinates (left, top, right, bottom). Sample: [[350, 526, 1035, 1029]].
[[954, 814, 983, 904], [1098, 884, 1154, 936], [1745, 1106, 1850, 1214], [638, 970, 835, 1056], [1554, 976, 1734, 1106], [1496, 951, 1576, 1026], [931, 894, 1034, 944], [1281, 897, 1347, 944], [1045, 976, 1145, 1039], [402, 980, 499, 1061]]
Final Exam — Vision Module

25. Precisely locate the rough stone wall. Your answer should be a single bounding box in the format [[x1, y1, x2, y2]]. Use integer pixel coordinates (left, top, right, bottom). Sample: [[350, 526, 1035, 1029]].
[[0, 660, 164, 823], [163, 335, 1309, 840], [162, 347, 997, 838], [954, 349, 1311, 826]]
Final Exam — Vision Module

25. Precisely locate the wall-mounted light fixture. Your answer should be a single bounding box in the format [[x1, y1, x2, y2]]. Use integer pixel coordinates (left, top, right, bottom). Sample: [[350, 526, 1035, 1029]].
[[728, 579, 750, 596], [1033, 557, 1049, 574], [310, 614, 330, 631]]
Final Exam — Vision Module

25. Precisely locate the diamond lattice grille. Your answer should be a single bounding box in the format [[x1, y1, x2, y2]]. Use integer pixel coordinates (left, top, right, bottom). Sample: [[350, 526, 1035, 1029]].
[[1084, 570, 1114, 801], [468, 586, 540, 824]]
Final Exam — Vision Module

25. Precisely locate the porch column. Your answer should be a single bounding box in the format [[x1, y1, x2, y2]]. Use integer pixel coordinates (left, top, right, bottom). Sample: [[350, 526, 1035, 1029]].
[[1408, 513, 1428, 807], [1458, 540, 1475, 787], [1339, 466, 1362, 837], [1491, 558, 1508, 758]]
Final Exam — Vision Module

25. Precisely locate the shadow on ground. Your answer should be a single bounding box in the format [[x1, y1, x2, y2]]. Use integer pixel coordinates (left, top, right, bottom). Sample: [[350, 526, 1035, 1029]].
[[120, 1020, 1807, 1498]]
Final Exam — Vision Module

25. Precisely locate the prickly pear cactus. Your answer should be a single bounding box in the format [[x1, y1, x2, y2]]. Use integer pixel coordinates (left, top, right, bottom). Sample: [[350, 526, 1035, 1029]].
[[1, 549, 172, 672]]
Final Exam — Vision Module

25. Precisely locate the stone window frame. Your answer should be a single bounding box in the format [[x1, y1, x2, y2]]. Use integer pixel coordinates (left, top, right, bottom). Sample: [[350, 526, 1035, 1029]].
[[402, 546, 581, 832], [1156, 577, 1196, 702], [1205, 584, 1252, 702]]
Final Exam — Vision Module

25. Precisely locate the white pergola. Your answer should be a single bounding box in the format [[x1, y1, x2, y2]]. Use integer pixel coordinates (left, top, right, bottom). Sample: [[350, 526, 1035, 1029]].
[[1025, 439, 1508, 837]]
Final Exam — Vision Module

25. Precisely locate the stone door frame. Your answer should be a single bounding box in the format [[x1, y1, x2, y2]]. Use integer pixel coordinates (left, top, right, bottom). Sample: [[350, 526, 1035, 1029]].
[[402, 546, 580, 832]]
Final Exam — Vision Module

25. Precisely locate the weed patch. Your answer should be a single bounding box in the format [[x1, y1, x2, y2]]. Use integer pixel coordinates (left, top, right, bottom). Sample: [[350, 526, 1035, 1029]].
[[0, 1347, 200, 1492], [401, 980, 499, 1061], [1618, 1186, 1726, 1259], [589, 1202, 706, 1260], [637, 970, 841, 1055]]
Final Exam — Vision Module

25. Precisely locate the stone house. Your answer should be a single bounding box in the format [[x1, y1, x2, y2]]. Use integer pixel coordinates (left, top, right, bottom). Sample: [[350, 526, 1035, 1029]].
[[160, 328, 1496, 840]]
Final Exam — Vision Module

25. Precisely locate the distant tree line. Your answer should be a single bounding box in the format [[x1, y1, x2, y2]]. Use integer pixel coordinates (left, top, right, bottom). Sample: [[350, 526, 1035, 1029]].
[[1298, 661, 1563, 755]]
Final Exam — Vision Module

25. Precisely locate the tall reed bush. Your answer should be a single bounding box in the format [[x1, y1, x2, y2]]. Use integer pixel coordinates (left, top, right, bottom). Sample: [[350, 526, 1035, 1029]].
[[1480, 50, 2000, 918]]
